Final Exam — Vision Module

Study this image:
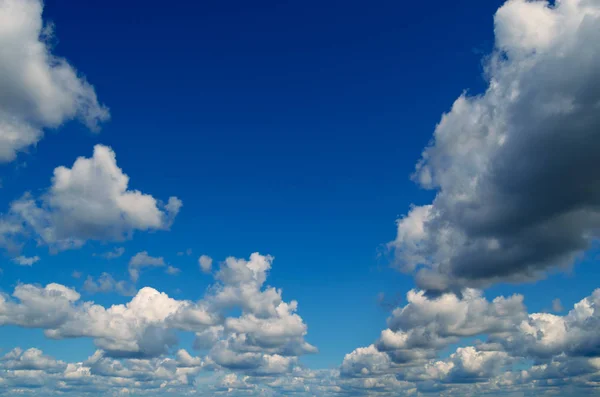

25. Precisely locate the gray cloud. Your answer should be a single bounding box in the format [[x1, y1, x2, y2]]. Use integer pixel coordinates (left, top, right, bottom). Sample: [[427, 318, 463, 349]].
[[82, 273, 135, 296], [390, 0, 600, 292]]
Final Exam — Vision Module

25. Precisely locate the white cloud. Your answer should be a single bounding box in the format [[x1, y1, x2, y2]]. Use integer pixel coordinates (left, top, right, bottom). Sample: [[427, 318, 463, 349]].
[[199, 254, 212, 273], [3, 145, 181, 252], [0, 253, 315, 370], [391, 0, 600, 291], [0, 348, 65, 373], [12, 255, 39, 266], [337, 285, 600, 395], [0, 0, 109, 162], [376, 288, 526, 356]]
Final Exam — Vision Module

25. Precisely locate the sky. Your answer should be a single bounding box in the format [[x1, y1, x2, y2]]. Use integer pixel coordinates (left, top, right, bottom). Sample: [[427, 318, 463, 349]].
[[1, 0, 600, 396]]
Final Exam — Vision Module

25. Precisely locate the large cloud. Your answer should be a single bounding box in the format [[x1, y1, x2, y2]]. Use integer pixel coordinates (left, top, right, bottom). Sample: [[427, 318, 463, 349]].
[[0, 0, 109, 162], [391, 0, 600, 291], [3, 144, 181, 251]]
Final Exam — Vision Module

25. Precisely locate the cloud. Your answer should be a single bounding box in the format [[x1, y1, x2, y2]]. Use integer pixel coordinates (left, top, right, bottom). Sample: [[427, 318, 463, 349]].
[[376, 288, 526, 357], [0, 253, 315, 371], [390, 0, 600, 292], [166, 266, 181, 275], [199, 254, 212, 273], [552, 298, 564, 313], [0, 348, 65, 373], [96, 247, 125, 259], [337, 284, 600, 396], [128, 251, 166, 282], [82, 273, 135, 296], [12, 255, 39, 266], [3, 145, 181, 252], [0, 0, 109, 162]]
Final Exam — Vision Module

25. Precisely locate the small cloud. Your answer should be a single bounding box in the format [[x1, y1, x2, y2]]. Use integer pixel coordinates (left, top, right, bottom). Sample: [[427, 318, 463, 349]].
[[166, 266, 181, 275], [12, 255, 40, 266], [552, 298, 564, 313], [95, 247, 125, 259], [198, 255, 212, 273], [177, 248, 192, 256], [128, 251, 166, 282], [72, 271, 82, 279], [83, 273, 135, 296]]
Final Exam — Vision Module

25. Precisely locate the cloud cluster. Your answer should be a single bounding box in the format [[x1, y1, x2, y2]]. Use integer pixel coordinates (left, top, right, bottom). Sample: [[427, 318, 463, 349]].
[[3, 274, 600, 394], [391, 0, 600, 292], [0, 346, 344, 397], [1, 145, 181, 252], [338, 286, 600, 396], [0, 0, 109, 162], [0, 253, 316, 375]]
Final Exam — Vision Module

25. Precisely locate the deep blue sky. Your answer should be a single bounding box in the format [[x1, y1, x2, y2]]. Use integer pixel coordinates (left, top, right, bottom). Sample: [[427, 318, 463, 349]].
[[7, 0, 595, 373]]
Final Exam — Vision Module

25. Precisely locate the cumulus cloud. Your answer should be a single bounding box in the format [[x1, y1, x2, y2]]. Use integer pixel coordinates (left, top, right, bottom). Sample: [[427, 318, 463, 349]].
[[12, 255, 39, 266], [0, 348, 65, 373], [0, 252, 315, 374], [2, 145, 181, 251], [0, 0, 109, 162], [390, 0, 600, 292], [0, 346, 342, 397], [338, 285, 600, 396]]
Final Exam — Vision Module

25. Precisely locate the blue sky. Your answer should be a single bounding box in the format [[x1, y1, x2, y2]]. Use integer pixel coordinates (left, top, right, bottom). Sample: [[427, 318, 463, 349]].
[[1, 0, 600, 396]]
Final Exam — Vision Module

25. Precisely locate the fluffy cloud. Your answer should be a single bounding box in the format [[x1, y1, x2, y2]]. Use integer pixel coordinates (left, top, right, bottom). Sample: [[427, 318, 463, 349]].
[[376, 288, 526, 358], [3, 145, 181, 251], [0, 347, 343, 397], [390, 0, 600, 291], [1, 348, 65, 373], [0, 253, 315, 372], [338, 286, 600, 396], [0, 0, 109, 162]]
